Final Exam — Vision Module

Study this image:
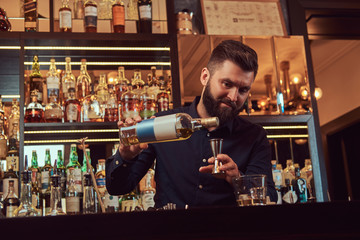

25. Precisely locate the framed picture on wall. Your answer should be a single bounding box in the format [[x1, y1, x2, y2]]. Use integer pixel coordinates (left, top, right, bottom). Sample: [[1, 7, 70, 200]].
[[200, 0, 287, 36]]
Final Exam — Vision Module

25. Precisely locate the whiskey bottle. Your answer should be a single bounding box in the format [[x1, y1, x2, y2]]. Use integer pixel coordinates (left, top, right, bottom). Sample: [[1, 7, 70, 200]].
[[156, 76, 170, 112], [2, 164, 19, 201], [2, 180, 20, 217], [0, 109, 7, 159], [59, 0, 72, 32], [82, 173, 95, 214], [139, 84, 156, 120], [115, 66, 130, 102], [137, 0, 152, 33], [0, 7, 11, 31], [14, 157, 40, 217], [148, 66, 159, 97], [47, 160, 66, 216], [119, 113, 219, 146], [62, 57, 76, 102], [95, 159, 106, 198], [292, 166, 308, 203], [40, 149, 53, 195], [6, 135, 19, 177], [24, 90, 45, 123], [76, 59, 91, 102], [140, 169, 155, 210], [8, 99, 20, 139], [131, 69, 145, 95], [66, 144, 83, 206], [84, 0, 98, 32], [24, 0, 38, 32], [96, 74, 110, 106], [120, 85, 140, 121], [64, 87, 81, 122], [82, 86, 103, 122], [104, 85, 119, 122], [283, 159, 295, 182], [112, 0, 125, 33], [46, 58, 60, 103], [44, 90, 63, 123], [29, 55, 44, 105], [65, 167, 81, 215]]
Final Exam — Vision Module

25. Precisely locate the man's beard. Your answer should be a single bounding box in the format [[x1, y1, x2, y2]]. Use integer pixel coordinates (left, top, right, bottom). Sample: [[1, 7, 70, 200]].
[[202, 83, 243, 125]]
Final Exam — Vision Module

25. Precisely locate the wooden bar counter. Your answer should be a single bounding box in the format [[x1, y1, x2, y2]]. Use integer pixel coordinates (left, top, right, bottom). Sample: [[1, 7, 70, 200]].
[[1, 201, 359, 240]]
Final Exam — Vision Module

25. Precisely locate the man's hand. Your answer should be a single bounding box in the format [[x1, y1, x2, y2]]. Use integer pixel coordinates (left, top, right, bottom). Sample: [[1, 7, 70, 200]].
[[199, 154, 240, 185], [118, 115, 149, 161]]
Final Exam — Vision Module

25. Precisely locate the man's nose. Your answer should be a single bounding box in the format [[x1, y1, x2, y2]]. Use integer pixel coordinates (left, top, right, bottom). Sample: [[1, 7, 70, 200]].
[[227, 88, 238, 102]]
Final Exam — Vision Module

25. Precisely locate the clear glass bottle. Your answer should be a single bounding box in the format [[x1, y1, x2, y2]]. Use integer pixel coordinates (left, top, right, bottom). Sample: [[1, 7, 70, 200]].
[[24, 90, 45, 123], [46, 58, 60, 104], [2, 180, 20, 217], [119, 113, 219, 146], [104, 85, 119, 122], [82, 86, 103, 122], [112, 0, 125, 33], [131, 69, 145, 95], [140, 169, 155, 210], [137, 0, 152, 33], [62, 57, 76, 102], [14, 157, 41, 217], [281, 178, 297, 204], [30, 163, 41, 215], [115, 66, 130, 102], [82, 173, 95, 214], [66, 144, 83, 204], [44, 90, 63, 123], [139, 84, 156, 120], [29, 55, 44, 105], [0, 7, 11, 31], [65, 167, 81, 215], [148, 66, 159, 97], [76, 59, 91, 102], [47, 161, 66, 216], [283, 159, 295, 182], [84, 0, 98, 32], [156, 76, 170, 112], [8, 99, 20, 139], [59, 0, 72, 32], [120, 85, 140, 121], [0, 108, 8, 159], [24, 0, 38, 32], [64, 87, 81, 122], [96, 73, 110, 107]]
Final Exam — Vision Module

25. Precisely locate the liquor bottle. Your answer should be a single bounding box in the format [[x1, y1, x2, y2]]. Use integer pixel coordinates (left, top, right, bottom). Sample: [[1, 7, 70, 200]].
[[292, 166, 308, 203], [76, 59, 91, 102], [84, 0, 98, 33], [120, 85, 140, 121], [46, 58, 60, 103], [44, 90, 63, 123], [301, 159, 315, 202], [2, 163, 19, 201], [156, 76, 170, 112], [59, 0, 72, 32], [119, 113, 219, 146], [137, 0, 152, 33], [29, 150, 40, 186], [64, 87, 81, 122], [14, 157, 40, 217], [40, 149, 53, 195], [47, 160, 66, 216], [6, 134, 19, 177], [98, 0, 112, 19], [281, 178, 297, 204], [140, 169, 155, 210], [104, 85, 119, 122], [166, 75, 173, 109], [29, 55, 44, 105], [2, 180, 20, 217], [0, 109, 7, 159], [57, 150, 67, 207], [24, 90, 45, 123], [24, 0, 38, 32], [82, 173, 95, 214], [81, 148, 94, 173], [74, 0, 85, 19], [119, 189, 139, 212], [30, 163, 41, 215], [62, 57, 76, 102], [283, 159, 295, 182], [66, 144, 83, 205], [115, 66, 130, 102], [96, 74, 110, 106], [82, 86, 103, 122], [271, 161, 283, 204], [148, 66, 159, 97], [103, 189, 120, 212], [112, 0, 125, 33], [8, 99, 20, 138], [131, 69, 145, 95], [0, 7, 11, 31], [65, 167, 81, 215], [139, 84, 156, 120], [95, 159, 106, 198]]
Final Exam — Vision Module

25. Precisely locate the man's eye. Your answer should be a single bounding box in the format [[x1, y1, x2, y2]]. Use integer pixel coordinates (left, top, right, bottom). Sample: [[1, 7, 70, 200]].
[[239, 88, 249, 94], [223, 82, 232, 88]]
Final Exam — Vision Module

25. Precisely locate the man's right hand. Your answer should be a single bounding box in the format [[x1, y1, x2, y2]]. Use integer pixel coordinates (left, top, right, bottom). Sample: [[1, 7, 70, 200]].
[[118, 115, 149, 161]]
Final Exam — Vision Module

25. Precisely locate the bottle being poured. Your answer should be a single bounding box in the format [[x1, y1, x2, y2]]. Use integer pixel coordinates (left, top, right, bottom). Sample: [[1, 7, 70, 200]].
[[119, 113, 219, 146]]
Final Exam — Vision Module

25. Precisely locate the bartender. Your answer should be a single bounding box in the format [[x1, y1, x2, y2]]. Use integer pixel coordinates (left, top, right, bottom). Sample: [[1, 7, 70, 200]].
[[106, 40, 277, 208]]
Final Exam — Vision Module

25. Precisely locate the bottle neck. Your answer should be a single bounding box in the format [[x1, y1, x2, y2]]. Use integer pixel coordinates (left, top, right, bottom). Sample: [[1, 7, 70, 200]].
[[65, 62, 72, 73], [45, 154, 51, 165], [31, 155, 38, 168]]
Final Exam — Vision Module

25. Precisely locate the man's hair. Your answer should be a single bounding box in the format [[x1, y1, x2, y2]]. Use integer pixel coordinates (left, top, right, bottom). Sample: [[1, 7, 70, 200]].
[[207, 40, 258, 79]]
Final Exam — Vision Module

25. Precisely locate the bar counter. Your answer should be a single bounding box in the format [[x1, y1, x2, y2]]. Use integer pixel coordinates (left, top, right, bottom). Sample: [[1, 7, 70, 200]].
[[1, 201, 359, 240]]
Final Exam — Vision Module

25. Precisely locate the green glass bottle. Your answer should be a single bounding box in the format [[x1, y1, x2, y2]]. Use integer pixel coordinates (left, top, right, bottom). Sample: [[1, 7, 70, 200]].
[[29, 150, 41, 213], [81, 148, 93, 173], [66, 144, 83, 207], [40, 149, 53, 194], [57, 149, 67, 207]]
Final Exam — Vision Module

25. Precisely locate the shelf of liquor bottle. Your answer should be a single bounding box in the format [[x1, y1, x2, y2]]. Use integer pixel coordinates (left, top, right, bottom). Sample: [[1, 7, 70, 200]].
[[1, 201, 360, 240], [23, 122, 118, 145]]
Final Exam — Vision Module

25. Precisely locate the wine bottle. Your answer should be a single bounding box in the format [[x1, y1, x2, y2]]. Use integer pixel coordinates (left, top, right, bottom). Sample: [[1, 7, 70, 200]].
[[119, 113, 219, 146], [112, 0, 125, 33], [59, 0, 72, 32], [137, 0, 152, 33]]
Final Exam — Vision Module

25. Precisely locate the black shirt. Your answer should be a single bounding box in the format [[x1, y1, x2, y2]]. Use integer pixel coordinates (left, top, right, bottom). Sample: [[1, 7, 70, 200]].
[[106, 97, 277, 208]]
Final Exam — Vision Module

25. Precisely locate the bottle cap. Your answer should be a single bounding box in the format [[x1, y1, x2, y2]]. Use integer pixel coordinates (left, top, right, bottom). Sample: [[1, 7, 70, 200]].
[[200, 117, 219, 128]]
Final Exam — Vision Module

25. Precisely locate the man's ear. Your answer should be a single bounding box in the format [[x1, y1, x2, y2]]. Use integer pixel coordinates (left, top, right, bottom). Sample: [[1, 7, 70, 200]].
[[200, 67, 210, 86]]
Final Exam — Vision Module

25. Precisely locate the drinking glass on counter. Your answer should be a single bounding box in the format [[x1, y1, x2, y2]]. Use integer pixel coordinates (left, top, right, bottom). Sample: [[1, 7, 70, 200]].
[[232, 174, 267, 206]]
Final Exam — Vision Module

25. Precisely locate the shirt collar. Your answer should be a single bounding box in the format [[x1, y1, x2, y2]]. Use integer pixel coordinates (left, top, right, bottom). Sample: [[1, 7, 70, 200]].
[[188, 96, 235, 135]]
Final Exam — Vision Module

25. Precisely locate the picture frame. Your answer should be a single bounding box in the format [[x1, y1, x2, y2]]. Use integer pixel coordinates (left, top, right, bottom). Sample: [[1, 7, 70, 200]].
[[200, 0, 287, 36]]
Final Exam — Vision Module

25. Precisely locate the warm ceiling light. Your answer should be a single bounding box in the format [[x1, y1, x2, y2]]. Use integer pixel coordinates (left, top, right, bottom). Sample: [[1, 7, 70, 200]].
[[314, 86, 323, 100], [290, 73, 303, 84]]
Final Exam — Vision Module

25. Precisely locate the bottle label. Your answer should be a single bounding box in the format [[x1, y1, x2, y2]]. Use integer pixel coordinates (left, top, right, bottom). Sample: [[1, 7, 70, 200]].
[[0, 139, 6, 159], [66, 196, 80, 212], [157, 97, 169, 112], [41, 171, 50, 192], [272, 170, 282, 188], [66, 103, 79, 121], [72, 168, 83, 193], [45, 108, 63, 120], [104, 193, 119, 209], [6, 205, 17, 217], [138, 5, 151, 20], [47, 76, 60, 99], [2, 178, 19, 197], [282, 190, 298, 204], [60, 10, 72, 28], [137, 114, 177, 142], [141, 191, 155, 210], [84, 6, 97, 27], [112, 5, 125, 26], [6, 156, 19, 172], [96, 177, 106, 196], [121, 199, 138, 212]]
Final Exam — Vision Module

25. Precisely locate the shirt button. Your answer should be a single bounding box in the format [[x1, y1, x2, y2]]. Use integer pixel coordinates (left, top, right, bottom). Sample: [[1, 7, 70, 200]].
[[202, 159, 207, 163], [115, 160, 119, 165], [123, 163, 127, 168], [199, 185, 203, 189], [207, 133, 210, 137]]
